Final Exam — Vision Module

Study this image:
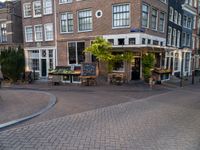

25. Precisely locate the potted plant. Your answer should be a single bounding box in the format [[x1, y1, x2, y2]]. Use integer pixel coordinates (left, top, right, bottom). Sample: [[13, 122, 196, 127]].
[[142, 53, 155, 83]]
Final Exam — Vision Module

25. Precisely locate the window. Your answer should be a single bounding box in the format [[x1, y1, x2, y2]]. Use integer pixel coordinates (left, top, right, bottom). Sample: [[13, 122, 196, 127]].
[[118, 39, 125, 45], [68, 42, 85, 64], [25, 26, 33, 42], [183, 15, 187, 27], [186, 34, 191, 46], [43, 0, 52, 15], [108, 39, 114, 45], [193, 16, 196, 29], [34, 25, 43, 41], [142, 38, 146, 44], [23, 3, 31, 18], [182, 32, 186, 46], [185, 53, 190, 72], [28, 50, 39, 71], [167, 26, 172, 46], [169, 7, 173, 21], [151, 8, 158, 30], [44, 23, 53, 41], [33, 1, 42, 17], [187, 17, 192, 29], [174, 10, 178, 24], [112, 4, 130, 28], [78, 9, 92, 31], [142, 4, 149, 28], [153, 40, 159, 45], [172, 29, 176, 46], [0, 23, 7, 42], [129, 38, 136, 45], [174, 53, 179, 71], [159, 12, 165, 32], [148, 39, 151, 44], [178, 13, 182, 25], [60, 13, 74, 33], [59, 0, 72, 4], [177, 30, 181, 47]]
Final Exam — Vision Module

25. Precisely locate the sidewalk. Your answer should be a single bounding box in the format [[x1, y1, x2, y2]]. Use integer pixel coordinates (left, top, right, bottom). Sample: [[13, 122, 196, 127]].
[[0, 90, 54, 126]]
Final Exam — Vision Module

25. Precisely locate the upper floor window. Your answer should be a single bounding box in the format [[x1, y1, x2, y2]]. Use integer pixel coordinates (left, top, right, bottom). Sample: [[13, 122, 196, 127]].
[[151, 8, 158, 30], [33, 1, 42, 17], [59, 0, 73, 4], [44, 23, 53, 41], [60, 13, 74, 33], [43, 0, 52, 15], [187, 17, 192, 29], [167, 26, 172, 46], [112, 4, 130, 28], [78, 9, 92, 32], [25, 26, 33, 42], [0, 23, 7, 43], [174, 10, 178, 24], [23, 3, 31, 18], [183, 15, 187, 27], [34, 25, 43, 41], [178, 13, 182, 25], [142, 4, 149, 28], [159, 12, 165, 32], [169, 7, 173, 22]]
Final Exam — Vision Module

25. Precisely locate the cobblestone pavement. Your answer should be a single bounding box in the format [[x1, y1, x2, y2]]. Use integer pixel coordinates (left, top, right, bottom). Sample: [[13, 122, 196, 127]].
[[1, 85, 200, 149]]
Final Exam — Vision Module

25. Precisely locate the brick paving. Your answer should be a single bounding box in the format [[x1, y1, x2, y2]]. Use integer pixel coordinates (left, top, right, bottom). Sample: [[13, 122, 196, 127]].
[[0, 85, 200, 149]]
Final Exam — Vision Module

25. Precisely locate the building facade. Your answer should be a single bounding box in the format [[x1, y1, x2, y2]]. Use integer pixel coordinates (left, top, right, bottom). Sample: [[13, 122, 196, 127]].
[[0, 1, 23, 49], [56, 0, 168, 81], [21, 0, 57, 78]]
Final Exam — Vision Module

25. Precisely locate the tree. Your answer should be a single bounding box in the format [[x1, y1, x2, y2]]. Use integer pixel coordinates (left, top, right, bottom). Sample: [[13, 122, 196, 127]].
[[0, 46, 25, 82], [142, 53, 155, 80], [85, 37, 133, 72]]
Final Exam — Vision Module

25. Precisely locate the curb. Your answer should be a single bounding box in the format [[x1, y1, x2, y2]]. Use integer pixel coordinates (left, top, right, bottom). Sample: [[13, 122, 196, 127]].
[[0, 90, 57, 129]]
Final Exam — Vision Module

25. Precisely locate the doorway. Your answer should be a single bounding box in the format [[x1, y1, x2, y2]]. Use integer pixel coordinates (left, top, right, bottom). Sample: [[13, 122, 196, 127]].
[[131, 58, 141, 80], [41, 59, 47, 77]]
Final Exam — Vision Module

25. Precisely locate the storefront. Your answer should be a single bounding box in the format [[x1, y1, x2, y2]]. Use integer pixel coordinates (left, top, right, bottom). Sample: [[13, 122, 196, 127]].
[[25, 47, 56, 78]]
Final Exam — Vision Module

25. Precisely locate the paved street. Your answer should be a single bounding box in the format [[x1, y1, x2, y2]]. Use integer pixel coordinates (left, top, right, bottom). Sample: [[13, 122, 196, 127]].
[[0, 84, 200, 149]]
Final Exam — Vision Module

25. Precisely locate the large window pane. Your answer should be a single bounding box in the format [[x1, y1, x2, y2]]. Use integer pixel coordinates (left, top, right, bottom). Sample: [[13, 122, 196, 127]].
[[78, 10, 92, 31], [113, 4, 130, 28]]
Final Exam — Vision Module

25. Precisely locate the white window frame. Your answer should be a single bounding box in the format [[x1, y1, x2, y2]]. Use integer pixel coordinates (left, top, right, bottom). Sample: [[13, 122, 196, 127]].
[[44, 23, 54, 41], [23, 3, 31, 18], [142, 3, 150, 28], [43, 0, 52, 15], [59, 0, 73, 4], [25, 26, 33, 42], [60, 12, 74, 33], [159, 12, 165, 32], [34, 24, 43, 42], [178, 13, 182, 25], [167, 26, 172, 46], [174, 10, 178, 24], [112, 3, 131, 29], [151, 8, 158, 31], [177, 30, 181, 47], [77, 9, 93, 32], [169, 7, 173, 22], [33, 1, 42, 18]]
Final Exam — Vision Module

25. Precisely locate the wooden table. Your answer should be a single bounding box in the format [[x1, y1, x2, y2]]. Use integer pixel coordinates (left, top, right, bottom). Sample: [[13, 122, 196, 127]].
[[80, 76, 97, 86]]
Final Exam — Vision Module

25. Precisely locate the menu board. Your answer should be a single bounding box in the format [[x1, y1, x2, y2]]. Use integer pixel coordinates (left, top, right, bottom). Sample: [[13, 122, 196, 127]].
[[81, 63, 96, 76]]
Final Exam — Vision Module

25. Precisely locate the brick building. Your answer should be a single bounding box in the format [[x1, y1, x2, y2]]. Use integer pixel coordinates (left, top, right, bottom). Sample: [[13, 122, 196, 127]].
[[0, 1, 23, 49], [21, 0, 56, 78], [56, 0, 168, 81]]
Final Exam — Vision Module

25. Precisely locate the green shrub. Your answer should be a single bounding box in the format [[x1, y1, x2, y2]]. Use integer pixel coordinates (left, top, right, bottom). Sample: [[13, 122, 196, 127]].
[[0, 46, 25, 82]]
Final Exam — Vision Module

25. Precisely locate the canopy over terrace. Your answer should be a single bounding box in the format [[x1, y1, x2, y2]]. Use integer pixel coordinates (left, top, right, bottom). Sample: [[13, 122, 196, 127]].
[[111, 44, 177, 53]]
